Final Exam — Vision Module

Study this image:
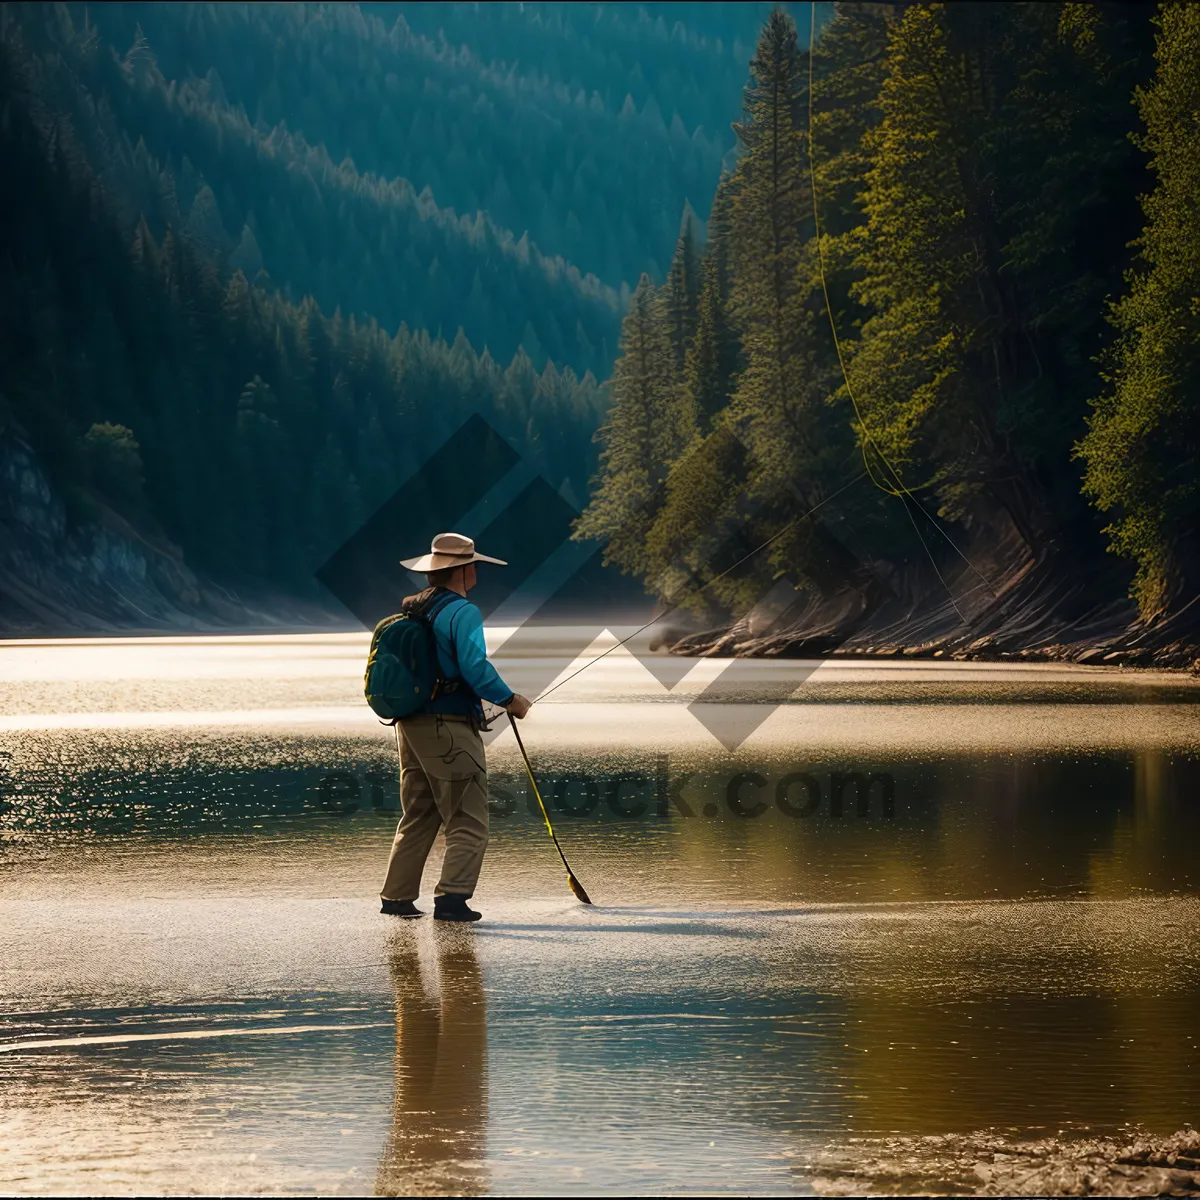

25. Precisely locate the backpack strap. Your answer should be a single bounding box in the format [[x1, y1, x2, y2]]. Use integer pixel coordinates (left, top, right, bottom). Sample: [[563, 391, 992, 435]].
[[409, 588, 470, 698], [426, 589, 466, 622]]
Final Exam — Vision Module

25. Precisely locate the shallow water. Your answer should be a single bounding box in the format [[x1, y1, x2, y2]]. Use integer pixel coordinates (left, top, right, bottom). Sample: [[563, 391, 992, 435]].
[[2, 633, 1199, 1194]]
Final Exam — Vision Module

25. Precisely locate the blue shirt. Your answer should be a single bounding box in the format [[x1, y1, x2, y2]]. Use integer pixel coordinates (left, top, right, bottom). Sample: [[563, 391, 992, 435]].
[[423, 592, 514, 719]]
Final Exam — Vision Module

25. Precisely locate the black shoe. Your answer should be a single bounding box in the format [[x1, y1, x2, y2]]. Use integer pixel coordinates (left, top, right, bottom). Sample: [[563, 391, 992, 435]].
[[380, 898, 424, 918], [433, 894, 482, 922]]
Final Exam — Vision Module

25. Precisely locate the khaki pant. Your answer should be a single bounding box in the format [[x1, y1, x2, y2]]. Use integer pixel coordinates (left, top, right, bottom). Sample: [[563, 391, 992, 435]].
[[381, 714, 489, 900]]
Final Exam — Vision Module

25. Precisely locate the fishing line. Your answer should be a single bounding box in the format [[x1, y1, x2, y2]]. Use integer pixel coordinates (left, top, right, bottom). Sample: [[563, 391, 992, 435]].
[[805, 0, 996, 609], [530, 470, 866, 704], [900, 494, 965, 623]]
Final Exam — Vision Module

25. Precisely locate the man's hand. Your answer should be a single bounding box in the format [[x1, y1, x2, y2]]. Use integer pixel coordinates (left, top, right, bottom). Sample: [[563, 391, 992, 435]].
[[505, 693, 532, 719]]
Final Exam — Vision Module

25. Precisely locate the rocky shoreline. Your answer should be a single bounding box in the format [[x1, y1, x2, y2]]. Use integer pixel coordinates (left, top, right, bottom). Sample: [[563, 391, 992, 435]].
[[669, 624, 1200, 673]]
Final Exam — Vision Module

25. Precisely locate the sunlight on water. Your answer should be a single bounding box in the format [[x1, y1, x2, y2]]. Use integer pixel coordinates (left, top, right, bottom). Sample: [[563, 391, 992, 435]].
[[2, 634, 1199, 1194]]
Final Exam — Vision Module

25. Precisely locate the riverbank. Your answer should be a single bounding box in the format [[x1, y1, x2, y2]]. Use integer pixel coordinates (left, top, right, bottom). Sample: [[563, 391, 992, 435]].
[[665, 535, 1200, 673], [668, 626, 1200, 673]]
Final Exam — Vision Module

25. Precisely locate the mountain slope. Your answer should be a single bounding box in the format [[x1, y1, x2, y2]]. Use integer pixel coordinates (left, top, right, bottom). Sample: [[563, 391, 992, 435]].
[[17, 2, 623, 375], [72, 1, 797, 287], [0, 9, 607, 630]]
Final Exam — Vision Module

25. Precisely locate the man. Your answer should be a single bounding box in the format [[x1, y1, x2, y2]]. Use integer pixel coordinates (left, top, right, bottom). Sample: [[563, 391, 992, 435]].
[[379, 531, 531, 923]]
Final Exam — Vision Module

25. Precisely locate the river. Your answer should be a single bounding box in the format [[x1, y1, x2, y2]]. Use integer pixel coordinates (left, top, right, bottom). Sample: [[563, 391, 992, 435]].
[[2, 631, 1198, 1194]]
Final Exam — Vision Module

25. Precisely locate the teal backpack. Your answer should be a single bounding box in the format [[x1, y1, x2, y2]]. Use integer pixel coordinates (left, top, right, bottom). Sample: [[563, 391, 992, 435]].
[[364, 589, 463, 723]]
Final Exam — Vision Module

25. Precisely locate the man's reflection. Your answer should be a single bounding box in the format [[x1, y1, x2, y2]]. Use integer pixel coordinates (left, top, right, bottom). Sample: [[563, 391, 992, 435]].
[[376, 930, 488, 1197]]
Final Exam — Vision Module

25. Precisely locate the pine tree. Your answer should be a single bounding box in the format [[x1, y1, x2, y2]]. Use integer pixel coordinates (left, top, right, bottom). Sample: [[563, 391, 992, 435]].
[[574, 275, 683, 576], [661, 202, 702, 371], [229, 223, 264, 278], [1079, 3, 1200, 621], [726, 7, 826, 501], [186, 183, 231, 261], [705, 171, 738, 306], [643, 423, 757, 615], [847, 4, 978, 486], [848, 4, 1064, 551], [684, 250, 739, 431]]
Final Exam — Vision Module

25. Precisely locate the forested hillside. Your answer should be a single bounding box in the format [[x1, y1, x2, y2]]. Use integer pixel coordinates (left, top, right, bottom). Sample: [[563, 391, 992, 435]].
[[16, 1, 806, 377], [2, 1, 816, 634], [20, 3, 623, 377], [0, 4, 606, 629], [4, 1, 1197, 658], [581, 3, 1200, 666], [75, 2, 781, 293]]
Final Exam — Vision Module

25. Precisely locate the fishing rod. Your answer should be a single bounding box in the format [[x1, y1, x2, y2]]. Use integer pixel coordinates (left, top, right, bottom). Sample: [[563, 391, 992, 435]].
[[507, 472, 865, 906], [507, 711, 592, 904]]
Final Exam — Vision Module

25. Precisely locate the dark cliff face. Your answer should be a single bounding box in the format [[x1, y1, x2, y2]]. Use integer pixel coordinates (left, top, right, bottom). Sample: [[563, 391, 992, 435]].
[[0, 429, 201, 633], [0, 431, 341, 636]]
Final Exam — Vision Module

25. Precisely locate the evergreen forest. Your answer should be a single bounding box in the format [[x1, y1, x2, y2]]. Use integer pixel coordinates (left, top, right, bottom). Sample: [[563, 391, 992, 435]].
[[579, 2, 1200, 663], [0, 1, 777, 623], [1, 2, 1198, 659]]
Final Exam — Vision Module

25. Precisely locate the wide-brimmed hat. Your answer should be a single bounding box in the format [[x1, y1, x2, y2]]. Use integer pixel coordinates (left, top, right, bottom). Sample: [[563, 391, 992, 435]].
[[400, 531, 507, 573]]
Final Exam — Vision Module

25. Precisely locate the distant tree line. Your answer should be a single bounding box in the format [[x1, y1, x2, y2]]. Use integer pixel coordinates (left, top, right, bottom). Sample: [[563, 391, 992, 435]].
[[581, 4, 1200, 633], [372, 1, 780, 148], [70, 2, 795, 294], [0, 13, 606, 597]]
